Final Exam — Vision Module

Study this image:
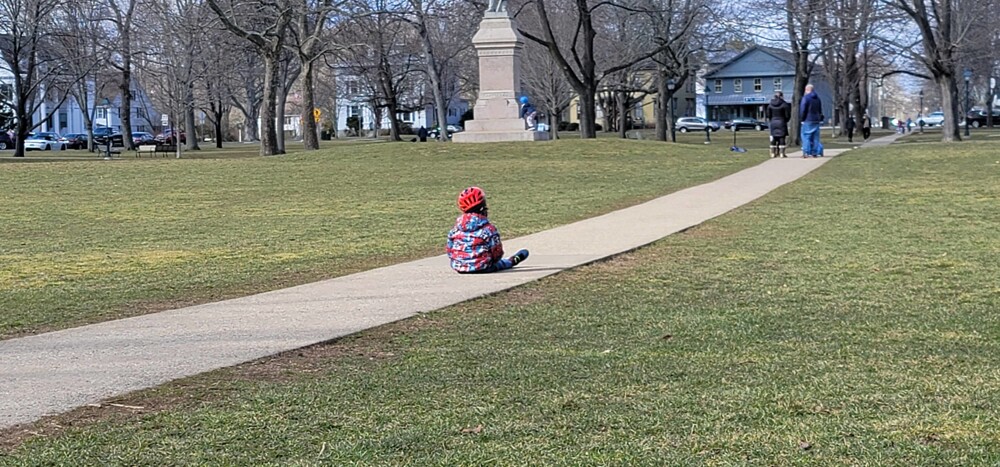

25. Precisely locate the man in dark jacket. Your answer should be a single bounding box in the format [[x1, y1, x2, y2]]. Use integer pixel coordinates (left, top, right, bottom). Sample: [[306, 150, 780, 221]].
[[765, 91, 792, 157], [799, 84, 824, 157], [845, 116, 856, 143]]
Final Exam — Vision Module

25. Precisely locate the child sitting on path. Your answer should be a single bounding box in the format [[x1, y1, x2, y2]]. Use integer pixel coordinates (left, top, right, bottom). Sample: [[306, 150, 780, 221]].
[[447, 187, 529, 274]]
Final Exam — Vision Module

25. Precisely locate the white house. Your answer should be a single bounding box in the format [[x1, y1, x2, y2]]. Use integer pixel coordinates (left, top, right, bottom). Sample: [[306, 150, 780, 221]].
[[0, 57, 161, 136], [332, 66, 469, 137]]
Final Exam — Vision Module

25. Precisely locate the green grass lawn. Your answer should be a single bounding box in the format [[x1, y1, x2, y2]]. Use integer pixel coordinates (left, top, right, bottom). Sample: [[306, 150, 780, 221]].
[[0, 139, 763, 339], [3, 137, 998, 464]]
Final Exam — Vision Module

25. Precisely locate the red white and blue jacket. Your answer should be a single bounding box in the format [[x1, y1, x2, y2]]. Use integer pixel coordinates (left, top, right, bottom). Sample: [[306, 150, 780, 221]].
[[447, 213, 504, 272]]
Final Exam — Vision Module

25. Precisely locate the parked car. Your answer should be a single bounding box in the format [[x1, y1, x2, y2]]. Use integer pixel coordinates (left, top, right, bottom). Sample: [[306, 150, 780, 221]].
[[155, 128, 186, 144], [428, 125, 463, 139], [23, 132, 66, 151], [0, 132, 15, 150], [964, 109, 1000, 128], [132, 132, 155, 145], [59, 133, 89, 149], [92, 127, 125, 147], [918, 111, 945, 127], [724, 117, 767, 131], [675, 117, 720, 133]]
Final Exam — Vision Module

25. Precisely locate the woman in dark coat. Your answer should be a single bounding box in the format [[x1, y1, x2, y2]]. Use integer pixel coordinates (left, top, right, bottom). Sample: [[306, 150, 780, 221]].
[[765, 91, 792, 157]]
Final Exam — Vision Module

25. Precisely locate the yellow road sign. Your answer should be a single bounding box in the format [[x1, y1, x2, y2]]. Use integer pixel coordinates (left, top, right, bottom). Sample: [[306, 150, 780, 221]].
[[313, 108, 322, 122]]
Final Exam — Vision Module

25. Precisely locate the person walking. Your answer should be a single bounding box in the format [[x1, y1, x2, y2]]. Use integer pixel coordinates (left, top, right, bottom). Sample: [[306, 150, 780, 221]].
[[765, 91, 791, 158], [799, 84, 824, 158], [861, 113, 872, 141], [845, 116, 856, 143]]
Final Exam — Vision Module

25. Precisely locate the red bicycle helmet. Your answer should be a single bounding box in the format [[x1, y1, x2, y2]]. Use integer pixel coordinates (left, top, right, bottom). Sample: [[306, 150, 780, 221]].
[[457, 186, 486, 212]]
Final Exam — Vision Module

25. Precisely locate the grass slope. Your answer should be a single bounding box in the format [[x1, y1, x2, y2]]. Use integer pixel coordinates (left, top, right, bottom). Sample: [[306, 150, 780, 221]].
[[3, 141, 998, 463], [0, 139, 760, 338]]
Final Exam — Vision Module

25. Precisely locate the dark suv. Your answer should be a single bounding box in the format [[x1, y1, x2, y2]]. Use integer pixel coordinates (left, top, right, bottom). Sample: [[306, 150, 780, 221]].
[[0, 132, 14, 150], [965, 110, 1000, 128], [93, 127, 124, 147]]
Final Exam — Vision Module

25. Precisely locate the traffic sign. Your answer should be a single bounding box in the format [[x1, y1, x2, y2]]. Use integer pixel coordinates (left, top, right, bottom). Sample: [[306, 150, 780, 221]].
[[161, 114, 168, 127], [313, 108, 321, 122]]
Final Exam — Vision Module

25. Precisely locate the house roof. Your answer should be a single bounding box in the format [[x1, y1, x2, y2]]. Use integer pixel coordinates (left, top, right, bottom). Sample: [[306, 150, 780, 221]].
[[704, 45, 797, 79]]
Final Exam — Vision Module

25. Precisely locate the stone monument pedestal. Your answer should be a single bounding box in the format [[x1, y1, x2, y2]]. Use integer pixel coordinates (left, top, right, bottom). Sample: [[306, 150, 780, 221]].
[[453, 12, 549, 143]]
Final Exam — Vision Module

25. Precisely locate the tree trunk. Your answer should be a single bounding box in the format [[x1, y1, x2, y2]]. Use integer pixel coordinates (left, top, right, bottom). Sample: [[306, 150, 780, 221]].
[[937, 74, 961, 142], [260, 54, 280, 155], [548, 107, 559, 140], [185, 84, 200, 151], [579, 90, 597, 138], [120, 56, 134, 150], [791, 72, 809, 146], [655, 70, 668, 142], [301, 61, 320, 150], [214, 113, 223, 148], [276, 78, 288, 153], [617, 91, 627, 139]]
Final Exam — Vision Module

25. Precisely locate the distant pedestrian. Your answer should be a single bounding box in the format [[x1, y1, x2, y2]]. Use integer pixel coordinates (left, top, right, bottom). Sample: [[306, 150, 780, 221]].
[[417, 126, 428, 142], [799, 84, 824, 158], [861, 113, 872, 140], [897, 118, 905, 134], [845, 116, 856, 143], [906, 117, 913, 133], [765, 91, 791, 158]]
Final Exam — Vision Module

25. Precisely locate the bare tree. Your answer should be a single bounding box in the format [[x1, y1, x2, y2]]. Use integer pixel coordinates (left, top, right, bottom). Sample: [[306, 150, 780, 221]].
[[228, 45, 265, 142], [645, 0, 709, 142], [886, 0, 977, 141], [0, 0, 89, 157], [290, 0, 339, 150], [99, 0, 143, 150], [206, 0, 293, 155], [54, 0, 108, 151], [518, 0, 682, 138]]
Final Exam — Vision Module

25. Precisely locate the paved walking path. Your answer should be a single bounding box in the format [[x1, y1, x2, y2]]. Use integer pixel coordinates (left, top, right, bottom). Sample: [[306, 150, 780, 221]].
[[0, 134, 902, 429]]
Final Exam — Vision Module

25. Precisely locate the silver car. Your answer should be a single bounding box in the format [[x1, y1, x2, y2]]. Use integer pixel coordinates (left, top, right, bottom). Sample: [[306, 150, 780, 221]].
[[676, 117, 720, 132], [23, 132, 67, 151], [918, 111, 945, 127]]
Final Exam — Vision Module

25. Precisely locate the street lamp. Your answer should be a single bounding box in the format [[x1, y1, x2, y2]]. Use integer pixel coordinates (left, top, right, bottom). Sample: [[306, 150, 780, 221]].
[[667, 78, 676, 142], [918, 89, 924, 133], [964, 68, 972, 137]]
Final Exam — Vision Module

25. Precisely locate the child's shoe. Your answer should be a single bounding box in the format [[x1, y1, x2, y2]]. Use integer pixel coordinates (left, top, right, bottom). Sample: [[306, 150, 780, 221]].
[[510, 249, 529, 266]]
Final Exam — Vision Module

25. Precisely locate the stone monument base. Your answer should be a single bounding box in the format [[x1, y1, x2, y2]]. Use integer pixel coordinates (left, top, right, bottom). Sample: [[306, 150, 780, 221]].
[[452, 129, 550, 143]]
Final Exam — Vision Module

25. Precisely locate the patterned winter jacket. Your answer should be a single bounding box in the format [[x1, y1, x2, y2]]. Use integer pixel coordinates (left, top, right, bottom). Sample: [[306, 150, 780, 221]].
[[447, 213, 505, 272]]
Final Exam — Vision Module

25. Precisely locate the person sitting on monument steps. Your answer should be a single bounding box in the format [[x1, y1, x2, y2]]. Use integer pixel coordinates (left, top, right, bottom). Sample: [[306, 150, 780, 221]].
[[447, 187, 529, 274], [519, 96, 538, 130]]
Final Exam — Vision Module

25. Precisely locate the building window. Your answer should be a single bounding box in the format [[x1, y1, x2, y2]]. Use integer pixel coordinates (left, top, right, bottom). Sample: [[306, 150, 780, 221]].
[[96, 108, 107, 120], [754, 78, 762, 92], [398, 112, 412, 122], [774, 78, 782, 92], [347, 81, 360, 95], [714, 79, 722, 93], [58, 111, 68, 131], [734, 79, 743, 93], [348, 105, 361, 117]]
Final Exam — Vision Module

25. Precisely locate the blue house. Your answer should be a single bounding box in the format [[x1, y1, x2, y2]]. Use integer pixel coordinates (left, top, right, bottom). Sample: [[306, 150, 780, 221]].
[[703, 46, 833, 123]]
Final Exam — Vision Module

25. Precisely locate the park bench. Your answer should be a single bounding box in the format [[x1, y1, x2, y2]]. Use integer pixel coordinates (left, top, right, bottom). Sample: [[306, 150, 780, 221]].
[[155, 144, 177, 157], [135, 145, 157, 158]]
